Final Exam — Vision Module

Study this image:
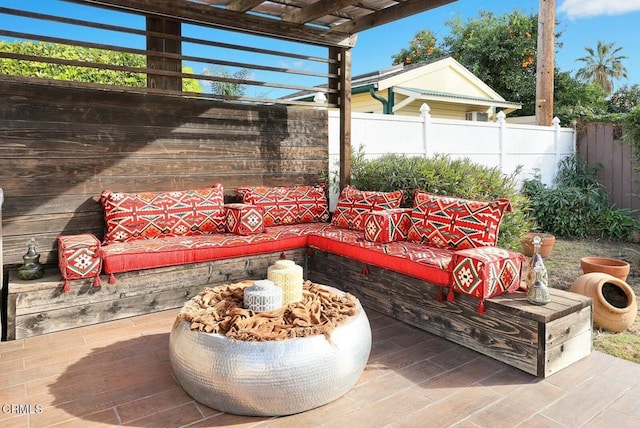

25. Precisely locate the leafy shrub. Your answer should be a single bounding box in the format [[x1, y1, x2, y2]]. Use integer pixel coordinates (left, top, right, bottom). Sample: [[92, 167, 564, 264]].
[[522, 156, 640, 240], [349, 151, 535, 249]]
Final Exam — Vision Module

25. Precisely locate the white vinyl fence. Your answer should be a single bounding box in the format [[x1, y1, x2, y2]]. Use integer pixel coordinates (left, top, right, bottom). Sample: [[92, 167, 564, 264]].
[[328, 105, 575, 208]]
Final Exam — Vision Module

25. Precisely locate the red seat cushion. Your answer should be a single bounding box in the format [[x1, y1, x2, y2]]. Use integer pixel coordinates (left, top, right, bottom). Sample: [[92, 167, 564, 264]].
[[308, 226, 452, 286], [101, 223, 333, 274]]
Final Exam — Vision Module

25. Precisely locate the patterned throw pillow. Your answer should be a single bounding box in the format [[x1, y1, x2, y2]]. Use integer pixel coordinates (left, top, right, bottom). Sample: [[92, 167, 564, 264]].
[[239, 185, 329, 227], [363, 208, 413, 243], [331, 186, 405, 231], [407, 190, 512, 249], [224, 203, 265, 235], [100, 184, 225, 243]]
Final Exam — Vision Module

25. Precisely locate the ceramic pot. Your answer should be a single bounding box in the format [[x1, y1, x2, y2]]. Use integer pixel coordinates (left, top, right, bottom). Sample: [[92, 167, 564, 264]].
[[520, 233, 555, 258], [570, 272, 637, 333], [580, 256, 630, 281]]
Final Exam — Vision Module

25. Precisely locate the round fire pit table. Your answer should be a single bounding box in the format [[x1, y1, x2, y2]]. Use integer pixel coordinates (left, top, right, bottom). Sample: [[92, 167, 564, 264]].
[[169, 283, 371, 416]]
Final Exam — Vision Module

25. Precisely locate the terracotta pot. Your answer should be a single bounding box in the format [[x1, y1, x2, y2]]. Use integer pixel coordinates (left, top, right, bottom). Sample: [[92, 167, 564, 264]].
[[580, 256, 630, 281], [570, 272, 637, 333], [520, 233, 555, 258]]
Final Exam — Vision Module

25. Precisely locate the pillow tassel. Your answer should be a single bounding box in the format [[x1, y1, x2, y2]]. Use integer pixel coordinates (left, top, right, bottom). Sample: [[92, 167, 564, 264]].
[[280, 251, 286, 259], [361, 264, 369, 276], [477, 299, 486, 314], [108, 273, 117, 284], [437, 288, 444, 302], [447, 286, 456, 302], [93, 275, 102, 288], [62, 279, 71, 293]]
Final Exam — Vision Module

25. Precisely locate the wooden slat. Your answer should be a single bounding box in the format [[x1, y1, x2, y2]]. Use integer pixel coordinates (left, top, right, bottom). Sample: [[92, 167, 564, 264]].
[[67, 0, 357, 47], [0, 77, 328, 266], [577, 123, 640, 218], [283, 0, 361, 24], [225, 0, 264, 13], [333, 0, 456, 34]]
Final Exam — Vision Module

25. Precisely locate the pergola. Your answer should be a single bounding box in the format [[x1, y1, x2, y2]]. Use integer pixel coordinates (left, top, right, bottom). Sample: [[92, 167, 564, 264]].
[[65, 0, 459, 187]]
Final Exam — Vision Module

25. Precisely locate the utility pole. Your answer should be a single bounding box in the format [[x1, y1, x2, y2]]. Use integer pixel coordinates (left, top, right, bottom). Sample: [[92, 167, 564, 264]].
[[536, 0, 555, 126]]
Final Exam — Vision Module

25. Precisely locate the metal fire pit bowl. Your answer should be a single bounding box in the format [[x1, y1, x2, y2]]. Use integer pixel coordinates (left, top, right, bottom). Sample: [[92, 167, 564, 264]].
[[169, 290, 371, 416]]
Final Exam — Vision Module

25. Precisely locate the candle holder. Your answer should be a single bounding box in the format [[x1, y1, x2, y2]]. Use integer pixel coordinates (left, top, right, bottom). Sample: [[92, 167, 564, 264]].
[[267, 260, 304, 304]]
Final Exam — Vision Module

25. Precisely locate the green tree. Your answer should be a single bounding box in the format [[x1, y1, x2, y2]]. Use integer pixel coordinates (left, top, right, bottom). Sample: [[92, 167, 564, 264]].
[[0, 41, 202, 92], [203, 66, 251, 97], [608, 84, 640, 113], [575, 41, 627, 95], [390, 10, 610, 122], [391, 30, 446, 66], [554, 70, 608, 123], [443, 10, 539, 116]]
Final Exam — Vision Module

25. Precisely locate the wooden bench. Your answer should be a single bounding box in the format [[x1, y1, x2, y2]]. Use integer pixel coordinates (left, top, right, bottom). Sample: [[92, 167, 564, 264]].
[[4, 249, 307, 340], [307, 249, 593, 378], [4, 247, 592, 378]]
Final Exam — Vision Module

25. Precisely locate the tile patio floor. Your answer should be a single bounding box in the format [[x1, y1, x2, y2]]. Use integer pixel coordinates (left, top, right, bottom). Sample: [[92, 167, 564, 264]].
[[1, 307, 639, 428]]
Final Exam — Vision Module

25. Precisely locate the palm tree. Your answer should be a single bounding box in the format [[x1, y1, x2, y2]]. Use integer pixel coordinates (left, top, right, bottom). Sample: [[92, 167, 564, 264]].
[[575, 41, 628, 95]]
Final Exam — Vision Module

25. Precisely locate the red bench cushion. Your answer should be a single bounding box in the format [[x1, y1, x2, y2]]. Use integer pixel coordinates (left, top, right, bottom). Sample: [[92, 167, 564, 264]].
[[100, 185, 225, 244], [331, 186, 405, 232], [101, 223, 333, 274], [238, 185, 329, 227], [308, 227, 452, 286], [408, 191, 511, 250]]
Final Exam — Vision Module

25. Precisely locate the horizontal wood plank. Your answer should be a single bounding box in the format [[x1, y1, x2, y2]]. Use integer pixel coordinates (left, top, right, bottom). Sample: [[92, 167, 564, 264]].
[[7, 249, 306, 339], [0, 78, 328, 265]]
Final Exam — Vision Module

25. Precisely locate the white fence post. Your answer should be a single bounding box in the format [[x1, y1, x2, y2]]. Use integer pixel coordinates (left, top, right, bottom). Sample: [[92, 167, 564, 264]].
[[497, 111, 506, 171], [553, 116, 561, 177], [420, 103, 431, 158]]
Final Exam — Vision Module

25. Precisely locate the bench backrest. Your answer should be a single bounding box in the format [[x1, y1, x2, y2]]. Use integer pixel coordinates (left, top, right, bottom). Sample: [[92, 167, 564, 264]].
[[0, 77, 328, 266]]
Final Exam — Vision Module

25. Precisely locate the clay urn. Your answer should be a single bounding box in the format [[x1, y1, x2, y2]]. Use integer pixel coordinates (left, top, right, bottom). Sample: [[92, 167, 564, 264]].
[[520, 232, 555, 258], [580, 256, 630, 282], [570, 272, 637, 333]]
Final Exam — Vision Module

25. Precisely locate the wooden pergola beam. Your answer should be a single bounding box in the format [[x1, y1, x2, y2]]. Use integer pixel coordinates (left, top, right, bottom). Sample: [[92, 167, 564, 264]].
[[67, 0, 357, 47], [329, 47, 352, 189], [283, 0, 361, 24], [225, 0, 264, 13], [333, 0, 456, 34]]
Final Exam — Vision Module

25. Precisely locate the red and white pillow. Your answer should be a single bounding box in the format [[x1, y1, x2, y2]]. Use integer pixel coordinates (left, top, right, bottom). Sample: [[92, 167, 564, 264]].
[[363, 208, 413, 243], [331, 186, 405, 231], [100, 184, 225, 244], [407, 190, 511, 250], [238, 185, 329, 227]]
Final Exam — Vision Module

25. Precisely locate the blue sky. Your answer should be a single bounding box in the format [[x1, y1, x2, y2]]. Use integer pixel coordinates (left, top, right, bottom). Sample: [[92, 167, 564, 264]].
[[352, 0, 640, 88], [1, 0, 639, 95]]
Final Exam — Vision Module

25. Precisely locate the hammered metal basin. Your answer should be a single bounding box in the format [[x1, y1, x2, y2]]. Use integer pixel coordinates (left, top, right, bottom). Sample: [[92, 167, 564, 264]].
[[169, 300, 371, 416]]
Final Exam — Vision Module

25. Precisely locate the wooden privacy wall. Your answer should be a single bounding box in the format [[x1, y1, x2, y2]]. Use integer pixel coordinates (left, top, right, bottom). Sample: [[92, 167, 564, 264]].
[[577, 122, 640, 215], [0, 77, 328, 267]]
